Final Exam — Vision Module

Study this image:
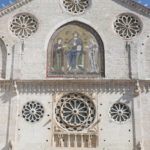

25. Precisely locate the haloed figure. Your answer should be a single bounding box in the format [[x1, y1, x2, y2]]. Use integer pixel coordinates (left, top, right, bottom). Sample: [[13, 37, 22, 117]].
[[88, 39, 98, 73], [67, 32, 83, 71], [52, 38, 64, 72]]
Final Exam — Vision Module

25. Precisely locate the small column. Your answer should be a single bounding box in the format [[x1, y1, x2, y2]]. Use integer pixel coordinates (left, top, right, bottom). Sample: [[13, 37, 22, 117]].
[[74, 134, 77, 147], [81, 134, 84, 148], [89, 134, 93, 148], [68, 134, 71, 147], [58, 134, 63, 147]]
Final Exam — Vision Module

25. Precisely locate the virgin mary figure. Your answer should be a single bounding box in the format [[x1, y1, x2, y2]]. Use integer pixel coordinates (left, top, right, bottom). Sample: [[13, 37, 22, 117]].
[[52, 38, 64, 72]]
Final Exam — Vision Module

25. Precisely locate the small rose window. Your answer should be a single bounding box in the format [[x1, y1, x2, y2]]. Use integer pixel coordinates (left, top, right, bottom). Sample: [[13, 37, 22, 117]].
[[114, 13, 142, 39], [62, 0, 89, 14], [22, 101, 44, 123], [109, 103, 131, 123], [10, 13, 38, 39]]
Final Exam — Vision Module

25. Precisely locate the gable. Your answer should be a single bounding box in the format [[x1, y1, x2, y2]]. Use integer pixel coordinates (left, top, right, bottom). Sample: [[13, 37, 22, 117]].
[[0, 0, 150, 18]]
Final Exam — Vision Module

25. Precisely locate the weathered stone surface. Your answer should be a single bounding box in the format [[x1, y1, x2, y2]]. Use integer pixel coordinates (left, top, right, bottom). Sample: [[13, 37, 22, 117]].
[[0, 0, 149, 150]]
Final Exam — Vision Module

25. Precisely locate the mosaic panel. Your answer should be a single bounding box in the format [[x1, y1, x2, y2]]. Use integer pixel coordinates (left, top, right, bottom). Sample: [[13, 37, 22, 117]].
[[47, 22, 105, 78]]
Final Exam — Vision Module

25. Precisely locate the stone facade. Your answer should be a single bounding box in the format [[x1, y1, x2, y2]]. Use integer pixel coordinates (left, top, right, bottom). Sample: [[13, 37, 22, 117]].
[[0, 0, 150, 150]]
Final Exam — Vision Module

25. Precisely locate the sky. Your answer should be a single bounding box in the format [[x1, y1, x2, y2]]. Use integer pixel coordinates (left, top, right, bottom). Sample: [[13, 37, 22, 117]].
[[0, 0, 150, 9], [0, 0, 16, 8], [135, 0, 150, 7]]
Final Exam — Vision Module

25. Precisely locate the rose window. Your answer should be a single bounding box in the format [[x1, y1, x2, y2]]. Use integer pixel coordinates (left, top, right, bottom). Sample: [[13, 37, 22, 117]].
[[10, 13, 38, 39], [62, 0, 89, 14], [55, 93, 96, 131], [109, 103, 131, 123], [114, 13, 142, 39], [22, 101, 44, 123]]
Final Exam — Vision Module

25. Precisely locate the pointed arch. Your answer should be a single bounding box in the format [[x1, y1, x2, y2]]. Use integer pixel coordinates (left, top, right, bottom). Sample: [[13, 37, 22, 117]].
[[0, 39, 7, 78], [47, 21, 105, 78]]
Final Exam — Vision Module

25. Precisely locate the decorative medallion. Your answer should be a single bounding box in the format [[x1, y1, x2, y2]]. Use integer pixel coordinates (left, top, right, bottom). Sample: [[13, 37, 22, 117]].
[[55, 93, 96, 131], [10, 13, 38, 39], [114, 13, 142, 39], [62, 0, 89, 14], [22, 101, 44, 123], [109, 103, 131, 123]]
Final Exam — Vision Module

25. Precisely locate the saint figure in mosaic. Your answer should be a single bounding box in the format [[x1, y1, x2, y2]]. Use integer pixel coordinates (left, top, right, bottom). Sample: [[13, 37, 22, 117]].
[[52, 38, 64, 72], [88, 39, 98, 73], [67, 32, 83, 71]]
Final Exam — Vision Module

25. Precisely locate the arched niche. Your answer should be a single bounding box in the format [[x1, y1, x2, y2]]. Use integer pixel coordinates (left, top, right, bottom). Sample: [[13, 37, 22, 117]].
[[0, 39, 7, 79], [47, 21, 105, 78]]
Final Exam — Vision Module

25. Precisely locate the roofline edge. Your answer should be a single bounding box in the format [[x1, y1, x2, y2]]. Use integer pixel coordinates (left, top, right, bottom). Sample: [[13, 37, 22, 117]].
[[0, 0, 34, 17], [113, 0, 150, 18], [0, 0, 150, 18]]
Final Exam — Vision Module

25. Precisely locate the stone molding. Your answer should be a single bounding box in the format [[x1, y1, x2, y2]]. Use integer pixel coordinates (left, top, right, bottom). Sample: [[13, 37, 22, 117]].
[[0, 80, 149, 94], [113, 0, 150, 18], [0, 80, 134, 93]]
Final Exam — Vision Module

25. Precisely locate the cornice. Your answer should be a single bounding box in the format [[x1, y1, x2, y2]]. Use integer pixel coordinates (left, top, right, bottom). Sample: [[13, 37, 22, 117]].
[[8, 80, 135, 94], [113, 0, 150, 18], [0, 0, 33, 17], [0, 79, 149, 94]]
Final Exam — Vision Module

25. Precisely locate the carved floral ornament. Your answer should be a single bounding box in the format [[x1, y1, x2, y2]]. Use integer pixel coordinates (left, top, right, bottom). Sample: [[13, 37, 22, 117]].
[[61, 0, 90, 14], [10, 13, 38, 39], [114, 13, 142, 40]]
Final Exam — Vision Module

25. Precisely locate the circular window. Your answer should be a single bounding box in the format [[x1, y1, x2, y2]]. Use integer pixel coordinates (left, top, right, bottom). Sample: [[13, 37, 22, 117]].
[[55, 93, 96, 131], [62, 0, 89, 14], [114, 13, 142, 39], [109, 103, 131, 123], [22, 101, 44, 123], [10, 13, 38, 39]]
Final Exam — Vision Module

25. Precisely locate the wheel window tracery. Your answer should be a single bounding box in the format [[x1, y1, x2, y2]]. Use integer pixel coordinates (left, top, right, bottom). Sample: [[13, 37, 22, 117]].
[[61, 0, 89, 14], [22, 101, 44, 123], [109, 103, 131, 123], [114, 13, 142, 39], [55, 93, 96, 131], [10, 13, 38, 39]]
